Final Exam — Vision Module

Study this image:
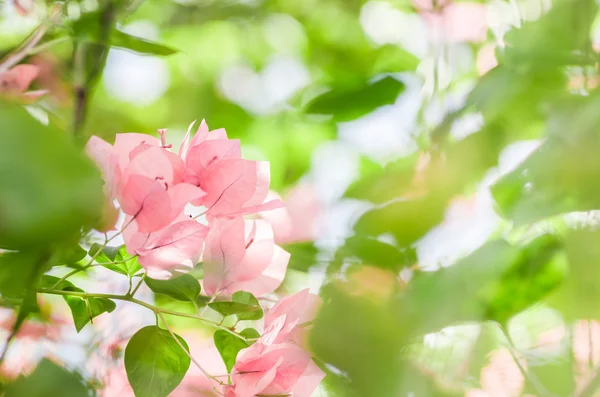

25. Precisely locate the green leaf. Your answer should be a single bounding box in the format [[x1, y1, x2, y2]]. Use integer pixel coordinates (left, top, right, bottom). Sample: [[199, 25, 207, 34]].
[[305, 76, 404, 122], [89, 243, 120, 262], [111, 30, 178, 56], [213, 328, 259, 373], [145, 274, 201, 302], [209, 300, 262, 318], [41, 275, 116, 332], [125, 326, 191, 397], [0, 102, 104, 249], [51, 244, 87, 266], [232, 291, 263, 321], [64, 295, 116, 332], [5, 358, 89, 397], [90, 244, 141, 277]]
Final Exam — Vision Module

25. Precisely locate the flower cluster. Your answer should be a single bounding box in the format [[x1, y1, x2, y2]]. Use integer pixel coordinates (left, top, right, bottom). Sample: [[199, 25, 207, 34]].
[[86, 120, 285, 291], [224, 289, 325, 397]]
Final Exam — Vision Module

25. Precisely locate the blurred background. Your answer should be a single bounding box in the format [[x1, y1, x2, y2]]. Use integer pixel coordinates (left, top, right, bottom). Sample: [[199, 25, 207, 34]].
[[3, 0, 600, 395]]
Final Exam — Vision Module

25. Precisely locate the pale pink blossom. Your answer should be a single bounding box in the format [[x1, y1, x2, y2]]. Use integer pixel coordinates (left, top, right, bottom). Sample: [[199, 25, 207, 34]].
[[0, 64, 48, 103], [477, 43, 499, 75], [203, 217, 290, 296]]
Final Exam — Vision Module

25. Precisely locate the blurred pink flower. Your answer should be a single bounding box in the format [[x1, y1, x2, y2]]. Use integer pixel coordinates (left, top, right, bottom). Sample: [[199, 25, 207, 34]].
[[0, 64, 48, 103], [203, 217, 289, 296], [477, 43, 499, 75], [466, 349, 524, 397], [420, 3, 488, 43], [261, 183, 323, 245]]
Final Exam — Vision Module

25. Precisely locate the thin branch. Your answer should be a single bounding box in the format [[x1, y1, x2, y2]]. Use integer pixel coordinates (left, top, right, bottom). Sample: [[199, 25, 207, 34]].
[[37, 288, 250, 341], [129, 273, 146, 296], [157, 311, 224, 386]]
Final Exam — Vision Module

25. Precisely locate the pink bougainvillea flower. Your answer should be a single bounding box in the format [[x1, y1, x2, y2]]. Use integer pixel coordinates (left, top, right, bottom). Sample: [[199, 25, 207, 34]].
[[261, 183, 322, 244], [261, 289, 321, 348], [477, 43, 499, 76], [86, 132, 204, 233], [182, 120, 283, 217], [0, 64, 48, 103], [420, 3, 488, 43], [203, 217, 289, 296], [122, 214, 209, 278], [228, 342, 324, 397]]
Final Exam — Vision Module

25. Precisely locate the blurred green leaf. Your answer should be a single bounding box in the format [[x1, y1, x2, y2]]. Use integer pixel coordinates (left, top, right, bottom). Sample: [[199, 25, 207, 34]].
[[305, 76, 404, 121], [0, 250, 48, 300], [145, 274, 201, 302], [51, 244, 87, 267], [5, 359, 89, 397], [213, 328, 259, 373], [282, 242, 319, 272], [371, 44, 419, 75], [111, 30, 179, 56], [344, 154, 418, 204], [232, 291, 263, 321], [338, 236, 407, 272], [125, 326, 190, 397], [0, 102, 104, 249]]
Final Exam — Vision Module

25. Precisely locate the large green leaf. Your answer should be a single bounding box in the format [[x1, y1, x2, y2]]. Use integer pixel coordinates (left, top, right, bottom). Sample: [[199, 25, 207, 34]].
[[214, 328, 260, 373], [209, 300, 262, 318], [5, 359, 89, 397], [125, 326, 191, 397], [145, 274, 201, 302], [0, 102, 104, 249], [305, 76, 404, 122]]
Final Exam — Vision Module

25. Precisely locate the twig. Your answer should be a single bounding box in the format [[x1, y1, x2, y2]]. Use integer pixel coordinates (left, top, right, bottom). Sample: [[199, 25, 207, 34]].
[[157, 311, 224, 386]]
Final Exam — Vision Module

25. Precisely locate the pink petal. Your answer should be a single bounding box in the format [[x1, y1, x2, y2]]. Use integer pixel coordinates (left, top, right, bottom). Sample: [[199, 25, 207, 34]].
[[245, 161, 270, 207], [86, 136, 123, 198], [202, 159, 258, 216], [203, 217, 247, 295], [119, 175, 171, 232], [290, 360, 326, 397], [113, 133, 160, 170], [123, 145, 176, 184], [226, 245, 289, 296], [167, 183, 205, 219], [178, 120, 196, 161], [264, 289, 310, 344], [136, 220, 208, 277], [21, 89, 49, 103], [232, 220, 275, 282], [188, 119, 209, 150]]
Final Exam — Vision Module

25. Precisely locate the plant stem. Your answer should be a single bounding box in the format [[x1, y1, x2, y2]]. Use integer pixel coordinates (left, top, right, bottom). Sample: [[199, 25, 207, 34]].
[[157, 311, 224, 386], [37, 288, 250, 341], [28, 36, 70, 56], [129, 273, 146, 296]]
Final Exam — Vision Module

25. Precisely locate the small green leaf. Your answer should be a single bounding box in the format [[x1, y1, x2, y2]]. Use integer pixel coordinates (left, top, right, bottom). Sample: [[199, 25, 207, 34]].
[[145, 274, 201, 302], [213, 328, 259, 373], [40, 275, 116, 332], [232, 291, 263, 321], [305, 76, 404, 122], [63, 295, 116, 332], [283, 242, 319, 272], [52, 244, 87, 266], [209, 301, 262, 318], [5, 358, 89, 397], [90, 244, 141, 277], [371, 44, 419, 74], [111, 30, 179, 56], [125, 326, 191, 397]]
